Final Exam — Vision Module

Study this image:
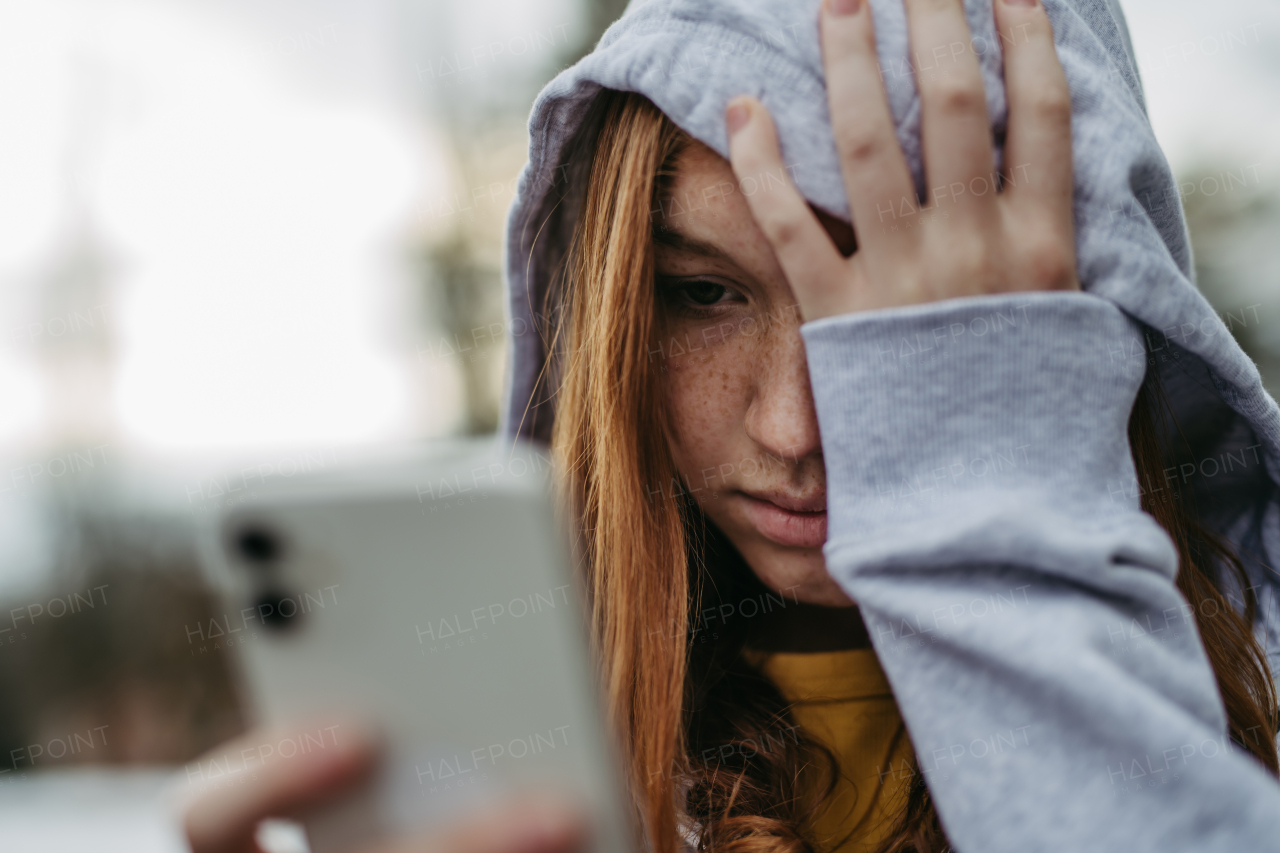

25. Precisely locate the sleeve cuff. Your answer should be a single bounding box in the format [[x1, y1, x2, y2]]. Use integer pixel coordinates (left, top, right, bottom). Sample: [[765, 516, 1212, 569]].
[[801, 291, 1174, 579]]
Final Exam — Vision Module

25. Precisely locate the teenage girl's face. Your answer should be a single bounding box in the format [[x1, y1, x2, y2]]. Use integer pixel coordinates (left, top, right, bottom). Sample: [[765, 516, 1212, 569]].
[[654, 141, 857, 607]]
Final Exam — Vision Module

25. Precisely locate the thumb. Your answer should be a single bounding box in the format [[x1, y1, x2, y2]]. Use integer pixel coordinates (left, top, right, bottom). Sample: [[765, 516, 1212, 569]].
[[182, 721, 380, 853]]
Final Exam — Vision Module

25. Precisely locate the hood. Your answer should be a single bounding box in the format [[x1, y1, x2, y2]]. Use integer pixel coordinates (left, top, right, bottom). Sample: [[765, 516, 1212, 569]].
[[499, 0, 1280, 640]]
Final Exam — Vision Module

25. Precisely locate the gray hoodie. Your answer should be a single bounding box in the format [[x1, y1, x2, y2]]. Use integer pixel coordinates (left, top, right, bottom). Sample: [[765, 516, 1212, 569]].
[[500, 0, 1280, 849]]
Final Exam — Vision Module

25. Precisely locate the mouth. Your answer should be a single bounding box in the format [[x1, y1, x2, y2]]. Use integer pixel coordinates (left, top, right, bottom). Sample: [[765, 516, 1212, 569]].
[[738, 491, 827, 548]]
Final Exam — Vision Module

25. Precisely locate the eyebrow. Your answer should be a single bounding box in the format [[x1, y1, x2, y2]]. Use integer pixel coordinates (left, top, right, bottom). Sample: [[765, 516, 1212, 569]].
[[651, 226, 734, 265]]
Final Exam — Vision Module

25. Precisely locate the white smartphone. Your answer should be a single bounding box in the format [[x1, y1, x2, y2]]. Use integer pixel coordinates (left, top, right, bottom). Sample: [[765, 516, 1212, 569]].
[[195, 439, 633, 853]]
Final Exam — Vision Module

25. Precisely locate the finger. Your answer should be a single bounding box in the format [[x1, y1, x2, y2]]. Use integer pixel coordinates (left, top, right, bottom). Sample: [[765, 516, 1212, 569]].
[[725, 97, 847, 321], [819, 0, 919, 261], [183, 722, 380, 853], [903, 0, 998, 218], [995, 0, 1072, 224], [366, 793, 590, 853]]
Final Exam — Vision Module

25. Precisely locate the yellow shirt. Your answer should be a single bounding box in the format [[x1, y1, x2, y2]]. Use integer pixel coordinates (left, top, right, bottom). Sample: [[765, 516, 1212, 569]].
[[743, 647, 915, 853]]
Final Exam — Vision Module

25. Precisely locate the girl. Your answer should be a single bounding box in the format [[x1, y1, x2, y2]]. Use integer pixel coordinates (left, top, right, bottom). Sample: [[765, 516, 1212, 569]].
[[186, 0, 1280, 851]]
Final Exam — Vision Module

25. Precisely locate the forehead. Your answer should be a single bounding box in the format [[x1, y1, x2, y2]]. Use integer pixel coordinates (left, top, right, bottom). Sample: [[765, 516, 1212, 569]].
[[657, 139, 856, 259], [656, 141, 742, 224], [653, 140, 758, 242], [667, 140, 734, 189]]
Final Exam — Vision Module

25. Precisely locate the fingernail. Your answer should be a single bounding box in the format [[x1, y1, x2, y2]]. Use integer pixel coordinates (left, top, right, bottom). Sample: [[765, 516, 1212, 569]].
[[725, 99, 751, 136], [1002, 0, 1037, 6], [827, 0, 860, 15]]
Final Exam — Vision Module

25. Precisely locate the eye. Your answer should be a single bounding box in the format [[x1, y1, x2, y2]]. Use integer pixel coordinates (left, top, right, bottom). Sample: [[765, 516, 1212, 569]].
[[660, 278, 742, 312], [681, 281, 728, 306]]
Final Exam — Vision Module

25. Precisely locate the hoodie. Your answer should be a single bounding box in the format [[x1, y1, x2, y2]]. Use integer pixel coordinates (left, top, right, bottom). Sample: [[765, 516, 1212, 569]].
[[499, 0, 1280, 850]]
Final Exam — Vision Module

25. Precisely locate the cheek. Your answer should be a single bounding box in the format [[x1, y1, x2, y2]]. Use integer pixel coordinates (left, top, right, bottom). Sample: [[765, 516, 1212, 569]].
[[661, 327, 757, 484]]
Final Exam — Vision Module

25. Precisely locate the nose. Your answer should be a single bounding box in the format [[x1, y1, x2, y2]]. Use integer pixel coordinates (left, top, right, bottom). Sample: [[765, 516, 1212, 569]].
[[743, 319, 822, 465]]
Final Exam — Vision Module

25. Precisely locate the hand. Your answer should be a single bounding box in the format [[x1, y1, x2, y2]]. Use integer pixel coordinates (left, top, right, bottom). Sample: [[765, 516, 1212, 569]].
[[182, 724, 590, 853], [724, 0, 1079, 322]]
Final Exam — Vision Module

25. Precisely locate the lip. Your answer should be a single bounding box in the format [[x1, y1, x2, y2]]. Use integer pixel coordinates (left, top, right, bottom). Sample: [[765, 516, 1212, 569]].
[[738, 491, 827, 548]]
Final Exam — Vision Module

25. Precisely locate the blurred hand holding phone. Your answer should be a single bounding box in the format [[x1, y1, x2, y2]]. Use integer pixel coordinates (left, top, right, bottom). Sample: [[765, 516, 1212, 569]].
[[192, 440, 632, 853]]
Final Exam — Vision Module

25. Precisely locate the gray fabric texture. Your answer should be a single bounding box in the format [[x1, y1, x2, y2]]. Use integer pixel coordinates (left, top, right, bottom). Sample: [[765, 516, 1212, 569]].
[[498, 0, 1280, 848], [803, 291, 1280, 849]]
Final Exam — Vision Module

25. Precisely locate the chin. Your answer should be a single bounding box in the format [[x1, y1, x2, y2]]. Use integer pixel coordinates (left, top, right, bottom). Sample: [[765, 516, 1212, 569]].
[[740, 539, 853, 607]]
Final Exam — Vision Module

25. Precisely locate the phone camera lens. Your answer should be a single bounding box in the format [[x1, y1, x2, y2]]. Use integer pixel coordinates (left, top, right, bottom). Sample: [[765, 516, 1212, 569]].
[[236, 526, 283, 565], [256, 589, 301, 631]]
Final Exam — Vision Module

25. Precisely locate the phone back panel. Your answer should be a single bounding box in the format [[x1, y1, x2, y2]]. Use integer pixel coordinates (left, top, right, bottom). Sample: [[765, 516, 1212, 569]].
[[199, 443, 632, 853]]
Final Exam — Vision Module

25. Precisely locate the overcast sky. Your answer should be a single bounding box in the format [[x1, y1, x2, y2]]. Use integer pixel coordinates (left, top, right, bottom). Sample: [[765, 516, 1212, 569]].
[[1120, 0, 1280, 177]]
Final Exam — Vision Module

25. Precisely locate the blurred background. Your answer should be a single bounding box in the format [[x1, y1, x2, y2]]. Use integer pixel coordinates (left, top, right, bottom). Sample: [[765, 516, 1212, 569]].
[[0, 0, 1275, 847]]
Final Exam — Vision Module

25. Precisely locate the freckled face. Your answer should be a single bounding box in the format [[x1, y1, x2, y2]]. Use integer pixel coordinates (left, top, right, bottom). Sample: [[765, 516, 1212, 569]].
[[654, 141, 856, 606]]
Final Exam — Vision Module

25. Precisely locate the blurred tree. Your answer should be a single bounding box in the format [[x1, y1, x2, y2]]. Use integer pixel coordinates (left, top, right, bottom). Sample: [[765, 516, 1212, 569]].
[[582, 0, 631, 58], [0, 504, 245, 766], [411, 0, 631, 436], [421, 230, 506, 435], [1181, 165, 1280, 396]]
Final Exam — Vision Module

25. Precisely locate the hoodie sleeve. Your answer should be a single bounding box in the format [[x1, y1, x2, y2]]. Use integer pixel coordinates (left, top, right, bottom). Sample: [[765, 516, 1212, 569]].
[[800, 290, 1280, 852]]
